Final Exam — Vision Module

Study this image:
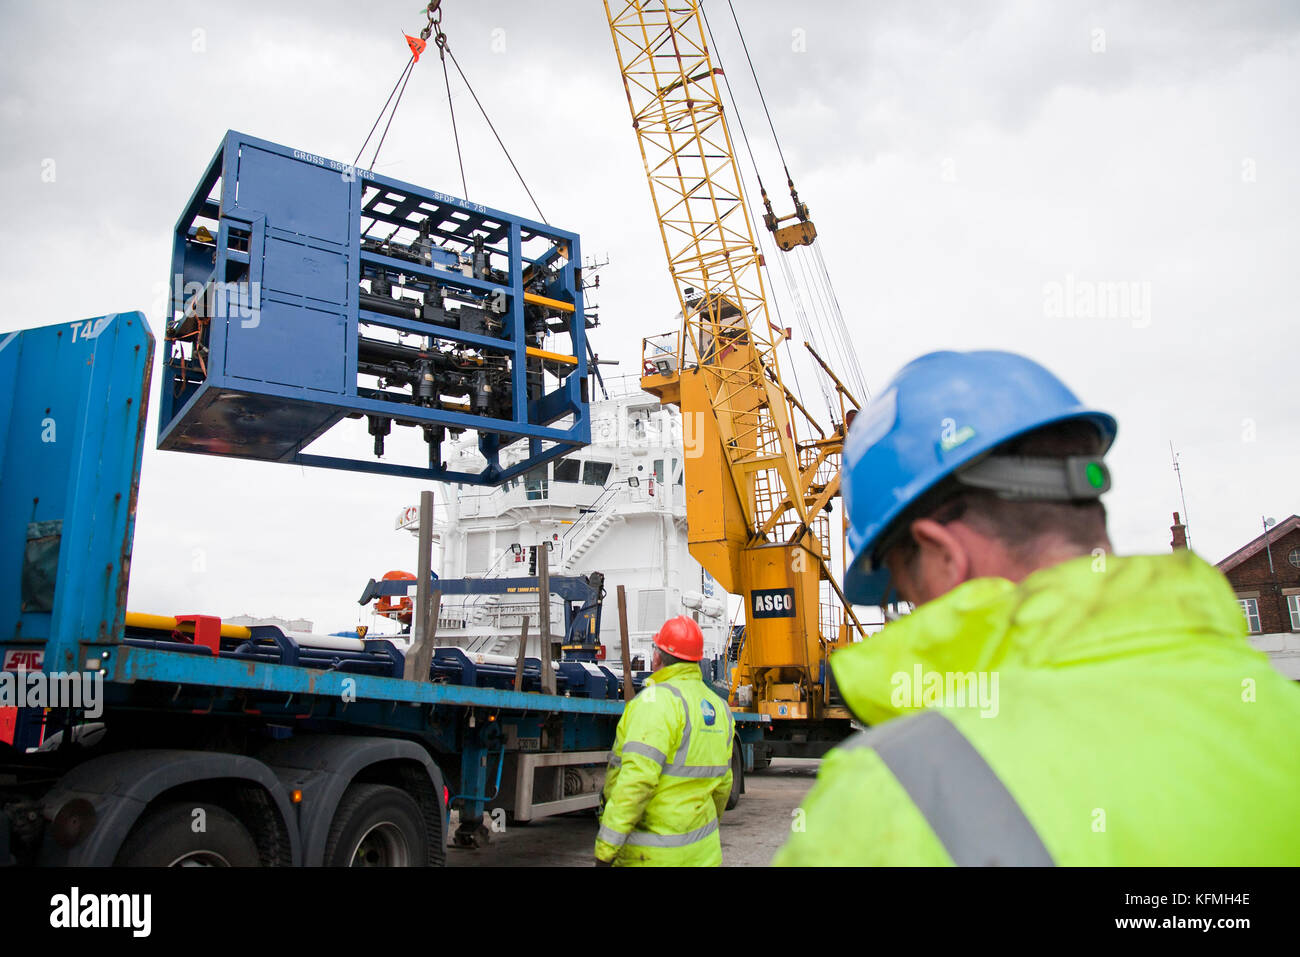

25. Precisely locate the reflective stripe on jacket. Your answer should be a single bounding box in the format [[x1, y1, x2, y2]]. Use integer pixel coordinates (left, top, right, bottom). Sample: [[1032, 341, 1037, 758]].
[[596, 661, 734, 866], [775, 551, 1300, 866]]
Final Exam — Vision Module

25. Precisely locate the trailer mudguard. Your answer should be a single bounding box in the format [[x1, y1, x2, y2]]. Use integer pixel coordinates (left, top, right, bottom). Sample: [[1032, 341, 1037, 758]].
[[257, 734, 447, 866], [36, 749, 300, 866]]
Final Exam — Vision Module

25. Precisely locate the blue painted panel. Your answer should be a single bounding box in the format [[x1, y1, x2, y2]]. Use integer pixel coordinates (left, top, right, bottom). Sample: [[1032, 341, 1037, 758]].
[[260, 233, 350, 306], [225, 299, 347, 393], [232, 144, 352, 245], [0, 314, 153, 667]]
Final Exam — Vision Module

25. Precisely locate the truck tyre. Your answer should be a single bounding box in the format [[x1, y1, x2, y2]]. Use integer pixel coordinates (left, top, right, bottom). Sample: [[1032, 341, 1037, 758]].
[[324, 783, 428, 867], [115, 802, 260, 867], [725, 740, 744, 811]]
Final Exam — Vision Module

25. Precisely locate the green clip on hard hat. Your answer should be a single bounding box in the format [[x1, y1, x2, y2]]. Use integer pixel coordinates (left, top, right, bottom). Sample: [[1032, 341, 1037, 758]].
[[842, 351, 1118, 606]]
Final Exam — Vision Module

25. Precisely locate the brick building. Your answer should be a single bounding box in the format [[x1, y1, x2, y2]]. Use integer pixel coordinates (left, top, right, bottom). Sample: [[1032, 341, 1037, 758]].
[[1213, 514, 1300, 635]]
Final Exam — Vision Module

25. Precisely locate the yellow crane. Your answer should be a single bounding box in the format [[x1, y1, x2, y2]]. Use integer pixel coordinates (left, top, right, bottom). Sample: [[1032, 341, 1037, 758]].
[[605, 0, 867, 740]]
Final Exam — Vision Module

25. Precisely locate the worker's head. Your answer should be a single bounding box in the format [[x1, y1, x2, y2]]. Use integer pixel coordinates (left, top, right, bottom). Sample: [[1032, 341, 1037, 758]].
[[842, 351, 1117, 609], [651, 615, 704, 670]]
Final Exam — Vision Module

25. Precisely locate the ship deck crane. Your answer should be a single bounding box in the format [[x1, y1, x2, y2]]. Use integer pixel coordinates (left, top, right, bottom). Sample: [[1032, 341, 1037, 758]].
[[604, 0, 867, 743]]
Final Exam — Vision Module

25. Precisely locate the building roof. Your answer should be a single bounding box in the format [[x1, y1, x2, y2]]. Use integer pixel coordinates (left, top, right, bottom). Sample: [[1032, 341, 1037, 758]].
[[1216, 514, 1300, 574]]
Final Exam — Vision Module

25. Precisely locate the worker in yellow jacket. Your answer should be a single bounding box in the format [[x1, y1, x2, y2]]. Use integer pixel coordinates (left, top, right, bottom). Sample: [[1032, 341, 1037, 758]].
[[595, 616, 734, 866], [775, 350, 1300, 866]]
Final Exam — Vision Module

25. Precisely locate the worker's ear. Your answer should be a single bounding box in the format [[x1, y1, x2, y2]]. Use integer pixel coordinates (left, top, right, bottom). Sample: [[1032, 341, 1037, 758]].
[[906, 518, 972, 604]]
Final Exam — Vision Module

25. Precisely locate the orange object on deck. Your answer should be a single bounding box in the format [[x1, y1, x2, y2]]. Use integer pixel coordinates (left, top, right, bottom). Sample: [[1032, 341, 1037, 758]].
[[376, 570, 418, 625]]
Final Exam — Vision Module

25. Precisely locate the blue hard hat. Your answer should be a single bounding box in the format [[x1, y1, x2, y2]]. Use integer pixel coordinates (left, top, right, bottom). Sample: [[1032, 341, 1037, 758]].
[[842, 351, 1117, 606]]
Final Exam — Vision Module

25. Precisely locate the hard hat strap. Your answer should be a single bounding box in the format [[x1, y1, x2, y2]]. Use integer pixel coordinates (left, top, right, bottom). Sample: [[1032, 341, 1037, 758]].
[[868, 454, 1110, 574], [954, 455, 1111, 501]]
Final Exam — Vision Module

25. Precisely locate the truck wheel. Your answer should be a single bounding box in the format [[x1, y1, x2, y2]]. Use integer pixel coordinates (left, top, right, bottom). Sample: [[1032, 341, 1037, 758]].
[[324, 783, 428, 867], [725, 741, 744, 811], [115, 802, 260, 867]]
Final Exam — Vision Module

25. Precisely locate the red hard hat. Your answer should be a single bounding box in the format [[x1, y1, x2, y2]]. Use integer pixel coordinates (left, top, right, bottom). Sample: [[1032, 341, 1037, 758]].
[[653, 615, 704, 662]]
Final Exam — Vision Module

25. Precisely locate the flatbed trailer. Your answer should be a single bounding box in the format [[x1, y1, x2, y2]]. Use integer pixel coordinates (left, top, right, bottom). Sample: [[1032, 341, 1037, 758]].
[[0, 313, 767, 867]]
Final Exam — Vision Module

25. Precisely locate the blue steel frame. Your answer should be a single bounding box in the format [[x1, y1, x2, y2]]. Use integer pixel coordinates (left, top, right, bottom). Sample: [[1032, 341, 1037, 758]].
[[158, 131, 590, 484]]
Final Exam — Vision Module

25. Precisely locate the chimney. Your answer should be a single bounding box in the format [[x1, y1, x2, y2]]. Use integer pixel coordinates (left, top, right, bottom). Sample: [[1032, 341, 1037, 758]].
[[1170, 512, 1188, 551]]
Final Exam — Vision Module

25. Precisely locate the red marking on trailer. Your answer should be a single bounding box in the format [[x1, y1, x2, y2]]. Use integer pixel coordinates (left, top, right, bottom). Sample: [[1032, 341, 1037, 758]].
[[3, 649, 43, 671]]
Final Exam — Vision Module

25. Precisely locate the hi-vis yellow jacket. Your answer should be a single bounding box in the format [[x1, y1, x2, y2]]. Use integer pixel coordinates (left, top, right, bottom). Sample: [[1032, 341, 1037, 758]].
[[775, 551, 1300, 866], [596, 661, 734, 866]]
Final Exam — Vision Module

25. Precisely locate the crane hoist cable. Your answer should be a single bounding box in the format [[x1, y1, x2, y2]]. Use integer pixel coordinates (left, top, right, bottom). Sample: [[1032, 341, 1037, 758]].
[[703, 6, 832, 423], [711, 0, 871, 409], [352, 2, 449, 177], [700, 5, 825, 421], [441, 42, 548, 225], [813, 242, 870, 401], [724, 0, 791, 173], [354, 56, 415, 169], [352, 0, 548, 224], [435, 17, 470, 199]]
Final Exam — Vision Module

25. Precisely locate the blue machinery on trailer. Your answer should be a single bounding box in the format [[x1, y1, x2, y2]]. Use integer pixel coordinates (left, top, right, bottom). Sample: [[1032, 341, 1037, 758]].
[[0, 135, 768, 858], [158, 131, 592, 483], [357, 570, 607, 660]]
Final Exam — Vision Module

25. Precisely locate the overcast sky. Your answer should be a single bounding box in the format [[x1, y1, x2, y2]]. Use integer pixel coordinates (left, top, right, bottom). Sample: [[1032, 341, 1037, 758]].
[[1, 1, 1296, 632]]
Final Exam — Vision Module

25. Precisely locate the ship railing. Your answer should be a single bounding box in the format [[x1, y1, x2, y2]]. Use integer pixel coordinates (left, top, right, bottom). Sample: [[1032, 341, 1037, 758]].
[[557, 477, 637, 567], [601, 373, 656, 399]]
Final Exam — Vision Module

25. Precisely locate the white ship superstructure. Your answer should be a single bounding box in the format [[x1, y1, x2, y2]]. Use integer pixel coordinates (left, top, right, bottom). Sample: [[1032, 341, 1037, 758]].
[[394, 378, 731, 666]]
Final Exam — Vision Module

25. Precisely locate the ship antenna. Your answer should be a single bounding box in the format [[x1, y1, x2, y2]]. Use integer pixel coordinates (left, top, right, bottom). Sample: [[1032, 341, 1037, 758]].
[[1170, 440, 1192, 550]]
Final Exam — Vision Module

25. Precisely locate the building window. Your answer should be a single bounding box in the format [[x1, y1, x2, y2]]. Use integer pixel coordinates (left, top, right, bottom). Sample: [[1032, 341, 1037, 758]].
[[525, 465, 549, 501], [1289, 547, 1300, 569], [1237, 598, 1261, 634], [1289, 595, 1300, 632]]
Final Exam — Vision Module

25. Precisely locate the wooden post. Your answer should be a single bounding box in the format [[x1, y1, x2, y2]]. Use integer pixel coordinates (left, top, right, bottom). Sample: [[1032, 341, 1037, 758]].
[[515, 616, 530, 692], [405, 490, 435, 682], [406, 590, 440, 682], [537, 544, 556, 695], [617, 585, 634, 703]]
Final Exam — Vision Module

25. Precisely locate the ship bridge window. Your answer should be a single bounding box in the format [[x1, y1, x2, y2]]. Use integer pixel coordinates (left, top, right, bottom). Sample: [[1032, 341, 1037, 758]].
[[554, 459, 581, 483], [525, 465, 549, 501], [653, 459, 665, 485], [583, 461, 612, 486], [673, 457, 683, 486]]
